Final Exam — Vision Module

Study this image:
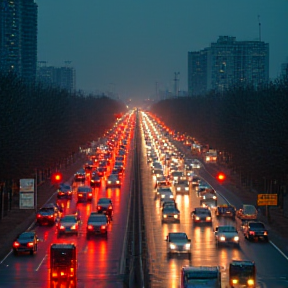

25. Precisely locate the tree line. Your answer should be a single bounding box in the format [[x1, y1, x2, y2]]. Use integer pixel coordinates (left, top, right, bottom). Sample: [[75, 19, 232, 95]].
[[151, 79, 288, 208], [0, 73, 126, 180]]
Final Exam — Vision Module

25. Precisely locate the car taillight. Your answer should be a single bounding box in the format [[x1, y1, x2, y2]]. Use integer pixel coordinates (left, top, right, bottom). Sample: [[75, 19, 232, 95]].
[[27, 242, 34, 247], [249, 231, 255, 235], [88, 193, 92, 197], [71, 224, 77, 230], [37, 214, 42, 218], [60, 225, 65, 230], [78, 194, 83, 197], [87, 225, 93, 230], [97, 206, 101, 210], [264, 231, 268, 235], [101, 225, 106, 230], [49, 215, 54, 218], [13, 241, 20, 248], [108, 205, 112, 210]]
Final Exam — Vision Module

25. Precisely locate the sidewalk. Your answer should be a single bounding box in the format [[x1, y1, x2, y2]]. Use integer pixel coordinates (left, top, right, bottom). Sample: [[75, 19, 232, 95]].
[[0, 154, 86, 260]]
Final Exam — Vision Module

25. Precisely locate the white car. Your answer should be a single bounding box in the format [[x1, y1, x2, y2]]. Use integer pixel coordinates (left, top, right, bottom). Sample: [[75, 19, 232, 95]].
[[165, 232, 191, 258], [106, 174, 121, 188], [214, 225, 240, 246]]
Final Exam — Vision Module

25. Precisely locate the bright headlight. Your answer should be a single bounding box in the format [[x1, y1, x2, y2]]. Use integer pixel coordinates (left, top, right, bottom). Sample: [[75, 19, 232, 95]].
[[161, 195, 165, 198], [232, 279, 238, 284], [220, 236, 226, 241], [163, 214, 167, 218], [169, 195, 173, 198], [213, 196, 217, 199], [170, 244, 176, 249], [247, 279, 254, 285], [195, 216, 200, 220], [234, 236, 239, 241], [185, 243, 190, 249], [206, 216, 211, 221], [173, 214, 178, 218], [185, 187, 189, 191], [177, 187, 181, 191]]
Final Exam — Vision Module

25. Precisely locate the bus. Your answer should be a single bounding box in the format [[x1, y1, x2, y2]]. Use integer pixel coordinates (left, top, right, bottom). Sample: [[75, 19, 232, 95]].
[[180, 265, 221, 288], [229, 260, 256, 288]]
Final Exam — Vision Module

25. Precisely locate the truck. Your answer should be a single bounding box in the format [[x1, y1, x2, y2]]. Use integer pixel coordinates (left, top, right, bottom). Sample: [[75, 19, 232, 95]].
[[50, 243, 77, 282], [229, 260, 256, 288], [180, 265, 222, 288], [204, 149, 217, 163]]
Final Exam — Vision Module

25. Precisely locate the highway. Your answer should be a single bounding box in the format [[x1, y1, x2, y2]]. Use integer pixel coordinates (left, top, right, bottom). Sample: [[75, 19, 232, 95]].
[[0, 109, 288, 288]]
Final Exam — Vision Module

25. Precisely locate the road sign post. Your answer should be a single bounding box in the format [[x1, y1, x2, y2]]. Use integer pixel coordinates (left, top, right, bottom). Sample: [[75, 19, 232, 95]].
[[257, 194, 278, 206]]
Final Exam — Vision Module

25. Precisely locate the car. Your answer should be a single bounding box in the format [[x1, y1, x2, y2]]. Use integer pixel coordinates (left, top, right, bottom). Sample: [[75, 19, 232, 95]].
[[174, 179, 190, 194], [191, 207, 212, 224], [57, 215, 79, 237], [191, 176, 201, 186], [111, 166, 124, 178], [74, 168, 86, 182], [236, 204, 258, 220], [243, 221, 268, 241], [162, 203, 180, 223], [215, 204, 236, 219], [214, 225, 240, 246], [86, 213, 109, 239], [90, 173, 101, 187], [106, 174, 121, 188], [190, 159, 201, 169], [13, 231, 39, 255], [195, 180, 211, 191], [96, 166, 106, 177], [57, 184, 72, 199], [84, 160, 95, 171], [36, 204, 60, 226], [165, 232, 191, 258], [158, 189, 174, 203], [170, 171, 184, 184], [198, 188, 218, 207], [161, 199, 177, 210], [77, 186, 93, 202], [97, 197, 113, 220]]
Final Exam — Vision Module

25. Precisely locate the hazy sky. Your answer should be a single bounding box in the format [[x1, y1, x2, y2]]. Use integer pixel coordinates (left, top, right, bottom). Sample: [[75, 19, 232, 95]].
[[36, 0, 288, 100]]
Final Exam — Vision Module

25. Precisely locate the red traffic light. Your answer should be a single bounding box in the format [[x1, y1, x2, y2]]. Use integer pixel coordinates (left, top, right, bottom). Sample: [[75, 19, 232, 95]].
[[216, 172, 226, 182], [51, 172, 63, 184]]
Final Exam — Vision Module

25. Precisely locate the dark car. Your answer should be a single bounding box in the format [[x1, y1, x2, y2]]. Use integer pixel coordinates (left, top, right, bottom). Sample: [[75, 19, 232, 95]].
[[86, 213, 109, 239], [13, 231, 39, 255], [191, 207, 212, 224], [36, 204, 60, 226], [57, 184, 72, 199], [90, 173, 101, 187], [74, 168, 86, 182], [243, 221, 268, 241], [215, 204, 236, 219], [77, 186, 93, 202], [97, 197, 113, 218], [57, 215, 79, 237]]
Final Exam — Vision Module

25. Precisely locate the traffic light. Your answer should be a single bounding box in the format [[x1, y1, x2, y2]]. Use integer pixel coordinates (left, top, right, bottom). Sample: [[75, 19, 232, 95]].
[[216, 172, 226, 183], [51, 172, 63, 185]]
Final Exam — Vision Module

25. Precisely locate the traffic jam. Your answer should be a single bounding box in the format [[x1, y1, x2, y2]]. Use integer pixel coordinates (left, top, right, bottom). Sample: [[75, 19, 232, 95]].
[[6, 111, 136, 288], [139, 111, 287, 288], [1, 109, 288, 288]]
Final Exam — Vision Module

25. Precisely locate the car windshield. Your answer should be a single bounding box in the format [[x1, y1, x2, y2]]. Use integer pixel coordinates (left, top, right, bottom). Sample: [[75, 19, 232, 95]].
[[169, 233, 187, 241], [185, 271, 219, 280], [89, 215, 106, 222], [98, 198, 111, 204], [218, 226, 236, 232], [61, 216, 76, 223], [249, 223, 265, 229], [40, 208, 53, 212], [18, 233, 34, 240], [195, 208, 209, 214], [243, 205, 257, 214], [78, 187, 91, 192]]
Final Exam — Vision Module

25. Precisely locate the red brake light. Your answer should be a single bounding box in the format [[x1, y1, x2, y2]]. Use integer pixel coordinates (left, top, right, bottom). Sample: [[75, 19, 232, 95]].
[[101, 225, 106, 230], [13, 241, 20, 248], [87, 225, 93, 230], [27, 242, 34, 247]]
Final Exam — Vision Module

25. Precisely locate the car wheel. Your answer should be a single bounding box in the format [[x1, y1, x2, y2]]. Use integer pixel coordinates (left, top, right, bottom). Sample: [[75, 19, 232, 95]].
[[30, 250, 34, 255]]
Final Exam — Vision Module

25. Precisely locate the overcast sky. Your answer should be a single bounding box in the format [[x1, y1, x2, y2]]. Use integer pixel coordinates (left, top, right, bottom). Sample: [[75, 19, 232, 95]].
[[36, 0, 288, 100]]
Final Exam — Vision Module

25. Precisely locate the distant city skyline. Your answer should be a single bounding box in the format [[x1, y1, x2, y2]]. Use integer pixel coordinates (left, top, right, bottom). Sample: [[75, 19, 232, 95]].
[[36, 1, 288, 99]]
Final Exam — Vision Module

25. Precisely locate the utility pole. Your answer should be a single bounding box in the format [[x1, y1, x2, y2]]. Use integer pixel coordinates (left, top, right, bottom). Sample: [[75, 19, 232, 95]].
[[174, 72, 180, 98]]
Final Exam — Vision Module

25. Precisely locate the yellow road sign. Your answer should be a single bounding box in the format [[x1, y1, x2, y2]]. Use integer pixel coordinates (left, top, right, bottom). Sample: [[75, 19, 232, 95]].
[[257, 194, 277, 206]]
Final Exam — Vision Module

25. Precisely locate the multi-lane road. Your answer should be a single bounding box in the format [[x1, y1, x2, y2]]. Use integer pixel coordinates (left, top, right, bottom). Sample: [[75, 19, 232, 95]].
[[0, 110, 287, 288]]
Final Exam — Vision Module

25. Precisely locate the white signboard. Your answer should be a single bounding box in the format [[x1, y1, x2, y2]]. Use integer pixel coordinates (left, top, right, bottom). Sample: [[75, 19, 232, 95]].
[[19, 179, 35, 209]]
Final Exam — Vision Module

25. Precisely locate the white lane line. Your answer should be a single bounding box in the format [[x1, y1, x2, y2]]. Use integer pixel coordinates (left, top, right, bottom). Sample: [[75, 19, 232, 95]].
[[269, 240, 288, 261], [0, 250, 12, 265], [35, 254, 47, 271]]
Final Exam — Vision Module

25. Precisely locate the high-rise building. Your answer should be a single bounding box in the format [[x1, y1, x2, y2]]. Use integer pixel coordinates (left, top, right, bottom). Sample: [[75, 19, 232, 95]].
[[281, 62, 288, 79], [0, 0, 38, 83], [37, 62, 76, 93], [188, 36, 269, 96]]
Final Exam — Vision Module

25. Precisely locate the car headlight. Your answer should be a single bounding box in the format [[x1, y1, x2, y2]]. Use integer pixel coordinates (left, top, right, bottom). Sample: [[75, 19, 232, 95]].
[[195, 216, 200, 220], [169, 195, 173, 198], [234, 236, 239, 242], [185, 243, 190, 249], [163, 214, 167, 218], [232, 279, 238, 284], [108, 181, 111, 184], [203, 196, 206, 199], [173, 214, 178, 218], [170, 244, 176, 249], [220, 236, 226, 241], [177, 187, 181, 191], [247, 279, 254, 286], [161, 195, 165, 198], [185, 187, 189, 191], [213, 196, 217, 199], [206, 216, 211, 221]]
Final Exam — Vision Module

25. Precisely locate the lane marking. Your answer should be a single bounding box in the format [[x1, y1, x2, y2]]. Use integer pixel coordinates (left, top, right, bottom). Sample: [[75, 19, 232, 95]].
[[35, 253, 47, 271], [269, 240, 288, 261], [0, 250, 12, 265]]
